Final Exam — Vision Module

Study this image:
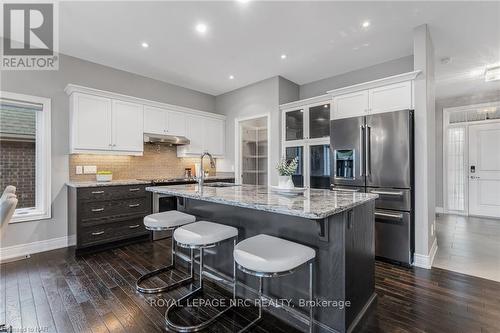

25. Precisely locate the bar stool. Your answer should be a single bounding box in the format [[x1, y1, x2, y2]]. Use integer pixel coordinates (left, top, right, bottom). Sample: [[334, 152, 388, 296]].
[[165, 221, 238, 332], [234, 234, 316, 333], [136, 210, 196, 294]]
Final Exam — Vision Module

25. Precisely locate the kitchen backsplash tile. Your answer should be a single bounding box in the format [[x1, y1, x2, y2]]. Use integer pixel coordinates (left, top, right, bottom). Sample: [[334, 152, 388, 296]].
[[69, 144, 215, 181]]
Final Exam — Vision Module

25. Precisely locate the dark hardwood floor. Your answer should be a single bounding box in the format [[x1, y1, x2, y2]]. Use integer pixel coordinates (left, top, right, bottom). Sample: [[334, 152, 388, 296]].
[[1, 239, 499, 333]]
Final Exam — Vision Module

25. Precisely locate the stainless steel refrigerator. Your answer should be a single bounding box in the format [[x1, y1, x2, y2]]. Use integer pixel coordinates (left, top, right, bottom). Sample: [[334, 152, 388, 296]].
[[330, 109, 414, 266]]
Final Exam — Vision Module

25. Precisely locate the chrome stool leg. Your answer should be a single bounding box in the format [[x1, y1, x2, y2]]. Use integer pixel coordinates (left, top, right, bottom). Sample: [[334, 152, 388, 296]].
[[237, 261, 315, 333], [238, 276, 263, 333], [165, 237, 237, 332], [136, 232, 194, 294]]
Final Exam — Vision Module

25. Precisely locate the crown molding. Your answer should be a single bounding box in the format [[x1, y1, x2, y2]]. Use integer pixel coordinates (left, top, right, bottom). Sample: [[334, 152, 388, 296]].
[[327, 70, 421, 97], [64, 84, 225, 120]]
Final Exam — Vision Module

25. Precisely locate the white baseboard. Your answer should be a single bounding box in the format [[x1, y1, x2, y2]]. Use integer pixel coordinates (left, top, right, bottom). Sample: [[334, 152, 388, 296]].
[[436, 206, 444, 214], [414, 238, 438, 269], [0, 235, 76, 263]]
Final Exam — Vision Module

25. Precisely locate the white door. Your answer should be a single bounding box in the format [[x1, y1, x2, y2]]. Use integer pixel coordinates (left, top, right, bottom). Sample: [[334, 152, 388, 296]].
[[469, 122, 500, 218], [368, 81, 412, 115], [143, 106, 166, 135], [332, 90, 369, 120], [112, 100, 144, 152], [167, 110, 186, 137], [73, 93, 112, 150]]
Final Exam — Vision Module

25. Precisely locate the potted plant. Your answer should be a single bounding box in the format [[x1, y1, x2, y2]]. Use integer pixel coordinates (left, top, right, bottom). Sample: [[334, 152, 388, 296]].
[[276, 157, 298, 189]]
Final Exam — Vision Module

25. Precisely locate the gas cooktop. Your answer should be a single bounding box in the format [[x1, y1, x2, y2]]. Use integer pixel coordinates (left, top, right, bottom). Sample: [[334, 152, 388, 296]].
[[136, 177, 197, 184]]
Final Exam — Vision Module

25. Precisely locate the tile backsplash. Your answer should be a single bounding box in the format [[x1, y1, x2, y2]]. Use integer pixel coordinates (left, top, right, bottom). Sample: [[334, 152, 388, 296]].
[[69, 144, 215, 181]]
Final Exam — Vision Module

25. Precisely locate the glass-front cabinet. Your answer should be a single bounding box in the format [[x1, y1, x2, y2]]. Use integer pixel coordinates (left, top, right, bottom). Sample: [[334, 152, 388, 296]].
[[309, 104, 330, 139], [309, 144, 331, 189], [281, 96, 332, 189], [283, 99, 331, 143], [285, 109, 304, 141]]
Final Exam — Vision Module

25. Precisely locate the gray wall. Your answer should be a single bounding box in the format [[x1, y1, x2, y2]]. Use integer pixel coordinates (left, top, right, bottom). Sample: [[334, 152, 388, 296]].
[[0, 52, 216, 249], [299, 55, 414, 99], [435, 90, 500, 208], [215, 76, 299, 185]]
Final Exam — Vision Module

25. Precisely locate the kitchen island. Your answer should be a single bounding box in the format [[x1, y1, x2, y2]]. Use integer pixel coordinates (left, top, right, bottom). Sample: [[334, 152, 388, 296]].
[[146, 184, 378, 333]]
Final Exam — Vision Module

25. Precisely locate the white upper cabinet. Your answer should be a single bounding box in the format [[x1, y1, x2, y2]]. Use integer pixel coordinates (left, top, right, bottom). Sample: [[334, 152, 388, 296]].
[[177, 114, 225, 157], [69, 93, 143, 155], [144, 107, 186, 137], [111, 100, 143, 152], [332, 90, 369, 120], [368, 81, 412, 115], [183, 114, 204, 154], [66, 84, 225, 157], [167, 110, 186, 137], [71, 93, 112, 151], [204, 117, 225, 156], [328, 71, 420, 120], [143, 106, 166, 135]]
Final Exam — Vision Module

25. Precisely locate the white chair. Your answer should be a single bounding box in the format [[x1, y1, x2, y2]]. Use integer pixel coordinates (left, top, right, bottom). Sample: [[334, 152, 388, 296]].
[[0, 193, 17, 228], [0, 187, 16, 333], [165, 221, 238, 332], [234, 234, 316, 333], [136, 210, 196, 294]]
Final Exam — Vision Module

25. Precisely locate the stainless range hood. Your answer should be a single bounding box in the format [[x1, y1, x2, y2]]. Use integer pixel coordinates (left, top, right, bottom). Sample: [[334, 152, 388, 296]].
[[144, 133, 190, 145]]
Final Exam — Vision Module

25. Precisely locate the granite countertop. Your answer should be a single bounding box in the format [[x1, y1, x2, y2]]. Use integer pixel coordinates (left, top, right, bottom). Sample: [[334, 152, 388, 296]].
[[146, 184, 378, 219], [66, 179, 151, 188]]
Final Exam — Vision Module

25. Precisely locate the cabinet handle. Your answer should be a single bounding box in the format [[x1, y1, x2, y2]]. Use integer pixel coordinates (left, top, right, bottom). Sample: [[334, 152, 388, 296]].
[[91, 231, 105, 236], [91, 208, 104, 212], [129, 188, 141, 192], [370, 190, 404, 196], [375, 212, 404, 220], [91, 190, 104, 194], [128, 224, 140, 229], [129, 204, 140, 208]]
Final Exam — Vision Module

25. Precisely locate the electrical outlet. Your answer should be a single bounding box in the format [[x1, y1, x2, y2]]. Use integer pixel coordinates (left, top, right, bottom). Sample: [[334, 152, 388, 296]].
[[83, 165, 97, 174], [75, 166, 83, 175]]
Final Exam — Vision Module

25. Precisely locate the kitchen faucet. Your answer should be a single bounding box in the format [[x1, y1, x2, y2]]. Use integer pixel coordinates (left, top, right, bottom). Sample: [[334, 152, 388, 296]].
[[198, 151, 216, 190]]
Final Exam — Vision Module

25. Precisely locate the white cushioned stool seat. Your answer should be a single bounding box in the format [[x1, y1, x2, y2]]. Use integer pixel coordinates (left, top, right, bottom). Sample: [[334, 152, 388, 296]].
[[144, 211, 196, 230], [174, 221, 238, 246], [234, 234, 316, 273]]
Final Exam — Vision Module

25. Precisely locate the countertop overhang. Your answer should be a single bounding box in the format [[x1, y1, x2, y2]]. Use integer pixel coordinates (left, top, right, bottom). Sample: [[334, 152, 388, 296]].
[[146, 184, 378, 219]]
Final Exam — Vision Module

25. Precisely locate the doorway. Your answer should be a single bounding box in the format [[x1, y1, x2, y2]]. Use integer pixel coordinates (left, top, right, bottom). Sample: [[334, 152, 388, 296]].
[[235, 115, 270, 185], [436, 102, 500, 281], [443, 102, 500, 217]]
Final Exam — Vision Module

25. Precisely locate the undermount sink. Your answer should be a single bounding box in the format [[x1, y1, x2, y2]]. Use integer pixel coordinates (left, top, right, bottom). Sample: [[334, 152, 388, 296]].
[[203, 182, 239, 188]]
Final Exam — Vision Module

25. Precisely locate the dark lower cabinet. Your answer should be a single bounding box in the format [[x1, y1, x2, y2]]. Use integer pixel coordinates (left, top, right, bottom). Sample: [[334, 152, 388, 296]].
[[68, 184, 151, 254]]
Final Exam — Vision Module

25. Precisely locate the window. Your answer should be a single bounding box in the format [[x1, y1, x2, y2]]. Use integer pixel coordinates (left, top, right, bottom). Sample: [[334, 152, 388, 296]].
[[0, 91, 51, 222], [446, 126, 466, 212]]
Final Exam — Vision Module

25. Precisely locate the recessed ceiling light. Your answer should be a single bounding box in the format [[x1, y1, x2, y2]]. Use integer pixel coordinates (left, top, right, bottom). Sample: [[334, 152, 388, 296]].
[[237, 0, 250, 3], [195, 23, 208, 34], [229, 75, 235, 80], [485, 66, 500, 82], [323, 104, 328, 108], [141, 42, 149, 48], [281, 54, 287, 60], [361, 20, 371, 28]]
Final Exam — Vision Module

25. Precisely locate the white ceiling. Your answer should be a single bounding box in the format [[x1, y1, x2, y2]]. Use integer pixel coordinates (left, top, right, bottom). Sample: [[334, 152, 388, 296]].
[[57, 1, 500, 97]]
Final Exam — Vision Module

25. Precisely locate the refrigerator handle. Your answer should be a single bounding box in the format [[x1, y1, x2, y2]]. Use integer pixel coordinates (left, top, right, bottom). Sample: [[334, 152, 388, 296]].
[[359, 125, 365, 176], [366, 125, 371, 176]]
